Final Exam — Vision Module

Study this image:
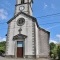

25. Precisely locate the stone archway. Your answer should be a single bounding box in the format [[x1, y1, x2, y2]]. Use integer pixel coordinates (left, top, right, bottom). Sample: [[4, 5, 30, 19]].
[[13, 34, 27, 58]]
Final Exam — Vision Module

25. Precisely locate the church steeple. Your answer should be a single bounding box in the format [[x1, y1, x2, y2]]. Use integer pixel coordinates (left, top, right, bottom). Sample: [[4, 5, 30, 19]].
[[15, 0, 33, 15]]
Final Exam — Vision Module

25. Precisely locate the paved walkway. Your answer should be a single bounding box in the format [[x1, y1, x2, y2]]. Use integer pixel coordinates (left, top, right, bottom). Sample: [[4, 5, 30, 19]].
[[0, 56, 35, 60], [0, 56, 50, 60]]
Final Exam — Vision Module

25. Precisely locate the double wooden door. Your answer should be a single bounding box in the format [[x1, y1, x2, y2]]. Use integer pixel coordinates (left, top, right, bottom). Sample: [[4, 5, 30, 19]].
[[17, 41, 23, 58]]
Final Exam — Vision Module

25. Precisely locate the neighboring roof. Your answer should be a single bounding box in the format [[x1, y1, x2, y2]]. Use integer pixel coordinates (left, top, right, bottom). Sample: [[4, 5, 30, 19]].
[[7, 12, 49, 33], [13, 34, 27, 40], [39, 27, 50, 34]]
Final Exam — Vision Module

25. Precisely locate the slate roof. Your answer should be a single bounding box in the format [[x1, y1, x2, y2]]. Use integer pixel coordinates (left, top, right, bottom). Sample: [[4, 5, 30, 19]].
[[7, 12, 37, 24]]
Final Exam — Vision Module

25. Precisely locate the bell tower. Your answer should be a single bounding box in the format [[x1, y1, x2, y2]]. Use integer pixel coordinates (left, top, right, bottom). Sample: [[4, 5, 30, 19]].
[[15, 0, 33, 15]]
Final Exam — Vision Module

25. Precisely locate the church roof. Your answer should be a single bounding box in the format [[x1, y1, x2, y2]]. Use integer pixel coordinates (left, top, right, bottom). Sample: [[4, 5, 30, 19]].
[[7, 12, 37, 24], [7, 12, 50, 33], [39, 27, 50, 34], [13, 34, 27, 40]]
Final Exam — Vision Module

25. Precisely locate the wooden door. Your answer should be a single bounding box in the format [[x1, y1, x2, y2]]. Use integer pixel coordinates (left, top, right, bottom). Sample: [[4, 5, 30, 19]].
[[17, 41, 23, 58]]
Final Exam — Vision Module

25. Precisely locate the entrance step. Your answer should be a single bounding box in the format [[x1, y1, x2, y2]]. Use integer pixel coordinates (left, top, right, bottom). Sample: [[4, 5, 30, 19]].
[[0, 57, 50, 60]]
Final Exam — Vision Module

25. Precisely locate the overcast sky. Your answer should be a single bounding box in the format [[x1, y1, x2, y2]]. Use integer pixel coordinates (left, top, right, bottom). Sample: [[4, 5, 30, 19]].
[[0, 0, 60, 43]]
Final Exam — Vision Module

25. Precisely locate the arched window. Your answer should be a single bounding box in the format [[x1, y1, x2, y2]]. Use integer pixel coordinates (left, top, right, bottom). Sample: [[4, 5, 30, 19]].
[[21, 0, 24, 4]]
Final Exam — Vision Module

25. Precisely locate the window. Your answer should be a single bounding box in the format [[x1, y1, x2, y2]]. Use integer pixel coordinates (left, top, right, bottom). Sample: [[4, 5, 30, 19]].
[[21, 0, 24, 4]]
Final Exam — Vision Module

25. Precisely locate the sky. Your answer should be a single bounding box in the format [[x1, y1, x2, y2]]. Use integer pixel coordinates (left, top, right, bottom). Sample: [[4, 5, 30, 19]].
[[0, 0, 60, 43]]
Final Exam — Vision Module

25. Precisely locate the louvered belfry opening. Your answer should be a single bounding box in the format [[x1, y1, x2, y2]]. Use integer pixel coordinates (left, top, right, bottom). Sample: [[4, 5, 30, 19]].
[[21, 0, 24, 4]]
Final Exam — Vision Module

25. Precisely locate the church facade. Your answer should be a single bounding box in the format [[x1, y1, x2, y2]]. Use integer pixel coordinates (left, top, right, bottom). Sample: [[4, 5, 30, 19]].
[[6, 0, 50, 59]]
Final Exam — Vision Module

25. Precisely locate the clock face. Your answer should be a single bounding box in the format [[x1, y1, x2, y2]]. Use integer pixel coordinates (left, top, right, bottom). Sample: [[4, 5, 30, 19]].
[[19, 6, 25, 11], [17, 18, 25, 26]]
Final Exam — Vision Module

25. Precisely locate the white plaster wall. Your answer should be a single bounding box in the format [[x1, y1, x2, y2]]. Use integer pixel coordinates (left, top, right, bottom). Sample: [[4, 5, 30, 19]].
[[25, 0, 32, 3], [15, 4, 29, 15], [15, 0, 32, 15], [6, 14, 35, 56], [29, 5, 32, 16], [6, 21, 16, 55], [17, 0, 21, 4], [14, 14, 34, 55], [38, 29, 50, 57], [34, 23, 50, 57], [35, 23, 39, 55]]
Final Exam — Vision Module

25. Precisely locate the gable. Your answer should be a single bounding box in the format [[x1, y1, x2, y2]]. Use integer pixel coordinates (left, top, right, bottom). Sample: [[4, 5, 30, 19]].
[[7, 12, 49, 33], [7, 12, 37, 24]]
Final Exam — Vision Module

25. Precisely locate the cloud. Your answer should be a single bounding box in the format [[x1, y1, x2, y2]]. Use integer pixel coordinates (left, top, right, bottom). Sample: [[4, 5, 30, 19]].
[[56, 34, 60, 42], [50, 34, 60, 44], [56, 34, 60, 38], [50, 39, 58, 44], [44, 3, 48, 9], [0, 37, 6, 42], [0, 9, 8, 20]]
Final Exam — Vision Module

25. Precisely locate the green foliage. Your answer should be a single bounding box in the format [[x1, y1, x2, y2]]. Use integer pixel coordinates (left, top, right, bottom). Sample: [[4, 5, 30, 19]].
[[0, 41, 6, 53], [50, 42, 60, 60], [57, 44, 60, 60], [50, 42, 56, 50], [50, 42, 58, 59]]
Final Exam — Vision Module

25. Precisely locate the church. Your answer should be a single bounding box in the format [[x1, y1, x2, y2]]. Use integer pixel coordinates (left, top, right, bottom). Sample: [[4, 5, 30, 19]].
[[6, 0, 50, 60]]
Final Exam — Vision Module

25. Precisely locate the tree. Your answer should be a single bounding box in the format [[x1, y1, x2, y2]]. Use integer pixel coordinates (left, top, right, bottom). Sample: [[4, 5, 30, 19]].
[[0, 41, 6, 53], [57, 44, 60, 60], [50, 42, 58, 60]]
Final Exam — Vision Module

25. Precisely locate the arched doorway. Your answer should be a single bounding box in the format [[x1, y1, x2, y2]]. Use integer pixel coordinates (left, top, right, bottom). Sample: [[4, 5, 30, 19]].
[[17, 41, 23, 57], [13, 34, 27, 58]]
